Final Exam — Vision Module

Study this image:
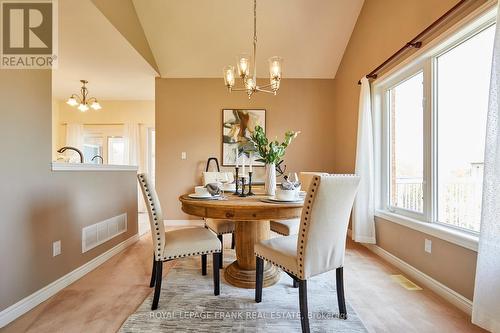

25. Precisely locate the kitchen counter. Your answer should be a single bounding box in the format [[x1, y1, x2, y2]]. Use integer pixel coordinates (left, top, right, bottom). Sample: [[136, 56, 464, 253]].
[[51, 162, 138, 172]]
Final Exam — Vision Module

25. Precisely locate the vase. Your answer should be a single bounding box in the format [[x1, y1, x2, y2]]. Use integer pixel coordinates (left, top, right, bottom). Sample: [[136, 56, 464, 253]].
[[265, 163, 276, 196]]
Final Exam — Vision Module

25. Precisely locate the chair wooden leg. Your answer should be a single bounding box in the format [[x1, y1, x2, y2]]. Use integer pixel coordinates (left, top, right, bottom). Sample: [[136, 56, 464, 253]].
[[149, 255, 156, 287], [336, 267, 347, 319], [231, 232, 235, 249], [255, 256, 264, 302], [217, 234, 223, 269], [299, 280, 310, 333], [201, 254, 207, 276], [213, 253, 220, 295], [293, 279, 299, 288], [151, 261, 163, 310]]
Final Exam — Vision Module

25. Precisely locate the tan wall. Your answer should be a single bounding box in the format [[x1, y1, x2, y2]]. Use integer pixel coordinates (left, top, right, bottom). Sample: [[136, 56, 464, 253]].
[[0, 70, 138, 311], [156, 78, 335, 219], [333, 0, 488, 300]]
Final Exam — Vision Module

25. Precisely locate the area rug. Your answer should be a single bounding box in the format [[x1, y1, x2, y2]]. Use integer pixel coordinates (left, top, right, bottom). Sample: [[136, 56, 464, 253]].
[[120, 250, 367, 332]]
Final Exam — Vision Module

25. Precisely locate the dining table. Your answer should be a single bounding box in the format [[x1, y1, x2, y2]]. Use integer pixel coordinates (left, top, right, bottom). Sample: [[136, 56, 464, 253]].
[[179, 193, 303, 289]]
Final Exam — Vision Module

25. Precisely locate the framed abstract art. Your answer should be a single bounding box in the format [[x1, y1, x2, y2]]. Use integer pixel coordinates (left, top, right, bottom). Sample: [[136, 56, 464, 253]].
[[221, 109, 266, 166]]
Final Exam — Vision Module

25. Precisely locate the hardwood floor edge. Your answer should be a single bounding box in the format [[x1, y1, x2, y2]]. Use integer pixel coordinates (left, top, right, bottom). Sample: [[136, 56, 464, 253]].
[[0, 234, 140, 328], [362, 242, 473, 315]]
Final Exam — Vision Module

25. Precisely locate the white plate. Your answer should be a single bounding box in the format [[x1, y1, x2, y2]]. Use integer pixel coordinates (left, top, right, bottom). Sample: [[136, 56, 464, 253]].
[[188, 193, 220, 199], [264, 197, 304, 203]]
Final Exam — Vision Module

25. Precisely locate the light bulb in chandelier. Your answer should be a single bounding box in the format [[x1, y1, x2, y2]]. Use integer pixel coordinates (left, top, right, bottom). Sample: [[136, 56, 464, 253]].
[[237, 54, 250, 78], [223, 65, 235, 89], [78, 103, 89, 112], [66, 97, 78, 106], [90, 101, 102, 110]]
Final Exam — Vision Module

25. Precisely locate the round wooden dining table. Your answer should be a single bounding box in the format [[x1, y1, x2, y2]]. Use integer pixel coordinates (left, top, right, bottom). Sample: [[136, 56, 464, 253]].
[[179, 193, 303, 289]]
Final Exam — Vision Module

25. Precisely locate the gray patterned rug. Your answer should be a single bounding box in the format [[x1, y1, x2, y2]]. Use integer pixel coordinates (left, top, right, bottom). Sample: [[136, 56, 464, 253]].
[[120, 250, 367, 332]]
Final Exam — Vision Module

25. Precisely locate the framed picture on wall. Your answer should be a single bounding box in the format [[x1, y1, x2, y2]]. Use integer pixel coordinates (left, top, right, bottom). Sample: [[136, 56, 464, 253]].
[[222, 109, 266, 166]]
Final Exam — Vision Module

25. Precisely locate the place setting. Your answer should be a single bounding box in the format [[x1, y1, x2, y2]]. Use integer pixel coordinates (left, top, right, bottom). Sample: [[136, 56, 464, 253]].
[[262, 172, 306, 204]]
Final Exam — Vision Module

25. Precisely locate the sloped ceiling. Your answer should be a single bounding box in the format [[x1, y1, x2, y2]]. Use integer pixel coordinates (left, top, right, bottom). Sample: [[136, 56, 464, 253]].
[[53, 0, 157, 100], [133, 0, 364, 78]]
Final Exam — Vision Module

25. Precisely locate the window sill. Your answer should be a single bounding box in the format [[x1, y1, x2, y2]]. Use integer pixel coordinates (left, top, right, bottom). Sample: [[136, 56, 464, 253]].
[[375, 210, 479, 252], [51, 162, 138, 172]]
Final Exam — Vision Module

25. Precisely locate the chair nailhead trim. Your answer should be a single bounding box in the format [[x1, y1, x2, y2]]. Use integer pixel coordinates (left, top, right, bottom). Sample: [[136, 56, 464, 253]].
[[255, 253, 299, 277]]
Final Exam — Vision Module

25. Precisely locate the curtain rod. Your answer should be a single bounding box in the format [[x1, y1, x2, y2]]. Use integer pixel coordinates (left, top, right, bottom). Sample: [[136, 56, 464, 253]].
[[358, 0, 469, 85]]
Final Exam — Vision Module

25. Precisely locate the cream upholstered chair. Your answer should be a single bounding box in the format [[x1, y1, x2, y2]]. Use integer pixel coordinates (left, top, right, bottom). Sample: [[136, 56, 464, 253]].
[[202, 171, 235, 268], [255, 174, 360, 333], [137, 174, 222, 310], [270, 172, 329, 236]]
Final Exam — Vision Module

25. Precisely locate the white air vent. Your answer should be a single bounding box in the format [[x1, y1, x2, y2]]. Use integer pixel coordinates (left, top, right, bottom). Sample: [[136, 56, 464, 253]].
[[82, 213, 127, 253]]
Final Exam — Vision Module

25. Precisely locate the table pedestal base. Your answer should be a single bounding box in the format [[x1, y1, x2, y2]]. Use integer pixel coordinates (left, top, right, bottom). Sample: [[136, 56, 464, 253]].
[[223, 220, 281, 289], [224, 261, 281, 289]]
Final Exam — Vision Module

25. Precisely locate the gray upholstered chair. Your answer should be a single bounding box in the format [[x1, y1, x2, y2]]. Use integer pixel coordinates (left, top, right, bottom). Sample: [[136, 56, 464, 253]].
[[270, 172, 329, 236], [255, 174, 360, 333], [202, 172, 235, 268], [138, 173, 222, 310]]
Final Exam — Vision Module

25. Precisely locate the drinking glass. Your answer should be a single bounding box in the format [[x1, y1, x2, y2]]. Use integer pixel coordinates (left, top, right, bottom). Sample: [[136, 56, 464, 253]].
[[218, 173, 230, 199]]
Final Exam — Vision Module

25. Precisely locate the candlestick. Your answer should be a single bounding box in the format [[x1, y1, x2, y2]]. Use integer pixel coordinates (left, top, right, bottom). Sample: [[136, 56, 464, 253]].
[[239, 176, 248, 197], [233, 167, 240, 196], [247, 171, 255, 196]]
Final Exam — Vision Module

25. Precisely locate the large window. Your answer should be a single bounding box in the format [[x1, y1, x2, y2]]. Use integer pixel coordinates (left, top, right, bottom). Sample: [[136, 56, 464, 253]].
[[376, 13, 495, 234]]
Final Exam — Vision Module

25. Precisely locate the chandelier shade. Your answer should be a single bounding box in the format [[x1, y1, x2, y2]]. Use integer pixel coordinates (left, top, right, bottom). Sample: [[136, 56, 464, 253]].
[[66, 80, 102, 112], [223, 0, 283, 99]]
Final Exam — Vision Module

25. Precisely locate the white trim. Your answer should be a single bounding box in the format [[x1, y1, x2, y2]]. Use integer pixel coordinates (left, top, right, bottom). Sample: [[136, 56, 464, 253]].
[[0, 234, 139, 328], [376, 210, 478, 251], [51, 162, 138, 172], [164, 219, 205, 227], [363, 243, 473, 315]]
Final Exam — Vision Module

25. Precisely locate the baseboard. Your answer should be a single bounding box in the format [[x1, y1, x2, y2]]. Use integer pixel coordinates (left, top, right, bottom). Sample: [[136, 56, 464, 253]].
[[363, 243, 473, 315], [164, 219, 204, 227], [0, 234, 140, 328]]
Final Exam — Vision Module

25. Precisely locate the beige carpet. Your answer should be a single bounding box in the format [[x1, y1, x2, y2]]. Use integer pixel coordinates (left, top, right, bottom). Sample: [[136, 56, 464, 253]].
[[120, 250, 367, 332]]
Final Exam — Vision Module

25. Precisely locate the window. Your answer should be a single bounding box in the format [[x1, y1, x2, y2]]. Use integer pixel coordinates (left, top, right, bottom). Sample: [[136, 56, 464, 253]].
[[376, 12, 495, 234], [108, 137, 125, 165], [388, 72, 424, 214], [83, 136, 103, 164]]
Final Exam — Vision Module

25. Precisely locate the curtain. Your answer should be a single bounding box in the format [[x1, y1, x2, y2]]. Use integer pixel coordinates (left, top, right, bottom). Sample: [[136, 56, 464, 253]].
[[352, 77, 376, 244], [65, 123, 84, 163], [472, 18, 500, 332], [123, 122, 141, 166]]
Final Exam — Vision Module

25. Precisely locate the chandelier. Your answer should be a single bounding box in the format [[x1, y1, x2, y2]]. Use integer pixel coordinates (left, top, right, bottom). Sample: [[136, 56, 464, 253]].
[[66, 80, 102, 112], [223, 0, 282, 99]]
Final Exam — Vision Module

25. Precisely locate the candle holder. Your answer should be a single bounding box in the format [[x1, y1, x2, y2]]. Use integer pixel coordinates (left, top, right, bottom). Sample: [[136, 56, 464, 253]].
[[247, 171, 255, 196], [239, 176, 248, 197], [233, 167, 240, 196]]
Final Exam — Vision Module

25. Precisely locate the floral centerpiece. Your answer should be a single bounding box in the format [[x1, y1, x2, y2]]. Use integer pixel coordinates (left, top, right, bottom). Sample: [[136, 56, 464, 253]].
[[250, 125, 300, 195]]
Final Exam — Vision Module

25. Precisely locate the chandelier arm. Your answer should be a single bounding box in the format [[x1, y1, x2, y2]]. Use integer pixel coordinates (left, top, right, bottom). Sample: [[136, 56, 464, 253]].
[[70, 94, 82, 103], [230, 87, 250, 92], [255, 87, 275, 94], [87, 97, 97, 103]]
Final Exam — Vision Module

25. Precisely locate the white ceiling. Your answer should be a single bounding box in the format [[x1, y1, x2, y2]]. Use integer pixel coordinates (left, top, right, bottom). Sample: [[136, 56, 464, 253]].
[[133, 0, 364, 79], [52, 0, 157, 101]]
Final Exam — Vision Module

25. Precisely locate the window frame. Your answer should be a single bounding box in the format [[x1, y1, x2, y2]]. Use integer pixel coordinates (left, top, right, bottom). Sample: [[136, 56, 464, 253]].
[[373, 5, 496, 239]]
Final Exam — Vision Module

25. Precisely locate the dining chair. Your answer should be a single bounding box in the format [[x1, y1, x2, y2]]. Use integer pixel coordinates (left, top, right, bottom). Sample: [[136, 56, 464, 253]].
[[137, 173, 222, 310], [202, 172, 236, 269], [255, 174, 360, 333], [270, 172, 328, 236]]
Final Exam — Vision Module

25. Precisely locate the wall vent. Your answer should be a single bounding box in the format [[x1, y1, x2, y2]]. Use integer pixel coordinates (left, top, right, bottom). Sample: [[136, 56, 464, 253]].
[[390, 274, 423, 291], [82, 213, 127, 253]]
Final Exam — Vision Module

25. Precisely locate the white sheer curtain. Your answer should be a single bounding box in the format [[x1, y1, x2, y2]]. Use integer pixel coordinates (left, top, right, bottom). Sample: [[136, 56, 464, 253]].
[[65, 123, 84, 163], [352, 77, 376, 244], [123, 122, 141, 166], [472, 18, 500, 333]]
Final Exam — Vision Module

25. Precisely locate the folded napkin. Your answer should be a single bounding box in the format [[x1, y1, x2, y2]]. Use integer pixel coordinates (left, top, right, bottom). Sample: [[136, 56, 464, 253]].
[[205, 183, 221, 196]]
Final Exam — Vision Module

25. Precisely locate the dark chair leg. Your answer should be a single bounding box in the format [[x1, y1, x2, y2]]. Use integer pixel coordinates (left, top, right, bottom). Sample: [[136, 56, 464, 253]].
[[149, 255, 157, 287], [298, 280, 310, 333], [255, 256, 264, 302], [336, 267, 347, 319], [217, 234, 224, 269], [293, 279, 299, 288], [201, 254, 207, 276], [151, 261, 163, 310], [213, 253, 220, 295], [231, 232, 235, 249]]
